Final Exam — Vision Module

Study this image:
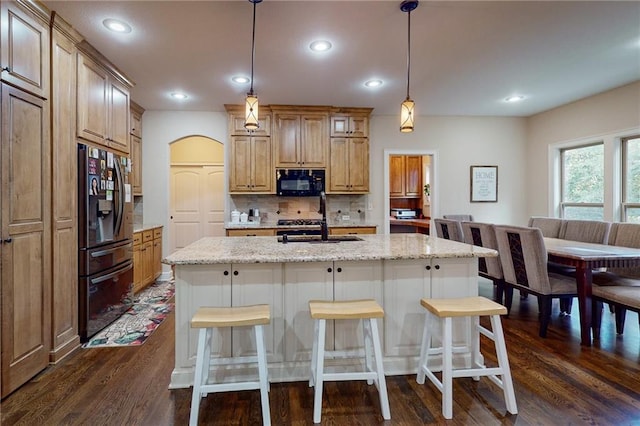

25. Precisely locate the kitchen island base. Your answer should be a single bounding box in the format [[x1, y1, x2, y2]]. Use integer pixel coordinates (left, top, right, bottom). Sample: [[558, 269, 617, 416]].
[[168, 255, 483, 389]]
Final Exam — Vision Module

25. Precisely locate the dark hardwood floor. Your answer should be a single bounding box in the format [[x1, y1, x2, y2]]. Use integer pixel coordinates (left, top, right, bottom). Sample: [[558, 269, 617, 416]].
[[2, 280, 640, 425]]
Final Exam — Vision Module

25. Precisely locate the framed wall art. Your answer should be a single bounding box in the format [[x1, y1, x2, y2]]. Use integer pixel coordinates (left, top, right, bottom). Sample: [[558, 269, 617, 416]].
[[470, 165, 498, 202]]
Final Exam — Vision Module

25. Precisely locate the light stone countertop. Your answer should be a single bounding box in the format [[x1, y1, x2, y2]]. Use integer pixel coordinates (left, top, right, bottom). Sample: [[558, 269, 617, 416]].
[[133, 223, 163, 233], [224, 221, 378, 230], [163, 233, 496, 265]]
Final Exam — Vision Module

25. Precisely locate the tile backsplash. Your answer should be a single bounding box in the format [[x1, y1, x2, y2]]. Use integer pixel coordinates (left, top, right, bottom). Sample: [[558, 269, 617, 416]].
[[230, 194, 368, 224]]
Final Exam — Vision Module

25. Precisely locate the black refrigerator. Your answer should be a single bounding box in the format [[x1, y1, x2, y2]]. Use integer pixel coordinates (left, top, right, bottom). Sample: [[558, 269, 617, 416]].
[[78, 144, 134, 342]]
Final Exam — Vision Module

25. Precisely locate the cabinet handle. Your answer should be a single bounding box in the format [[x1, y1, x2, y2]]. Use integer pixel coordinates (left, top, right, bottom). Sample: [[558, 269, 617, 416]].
[[425, 265, 431, 270], [327, 267, 332, 273], [337, 267, 342, 273], [224, 271, 229, 276], [434, 264, 440, 270], [1, 66, 10, 73], [233, 270, 239, 276], [3, 238, 12, 243]]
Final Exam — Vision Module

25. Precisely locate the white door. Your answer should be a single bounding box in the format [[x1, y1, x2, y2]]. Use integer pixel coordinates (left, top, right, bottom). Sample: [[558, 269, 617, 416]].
[[169, 165, 225, 253]]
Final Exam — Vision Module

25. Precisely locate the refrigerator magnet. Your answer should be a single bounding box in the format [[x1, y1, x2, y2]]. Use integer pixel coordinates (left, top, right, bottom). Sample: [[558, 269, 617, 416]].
[[107, 152, 114, 168], [106, 190, 113, 201]]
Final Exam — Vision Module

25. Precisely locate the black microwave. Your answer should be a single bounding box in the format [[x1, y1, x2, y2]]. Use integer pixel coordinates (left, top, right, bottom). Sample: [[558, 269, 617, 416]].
[[276, 169, 325, 196]]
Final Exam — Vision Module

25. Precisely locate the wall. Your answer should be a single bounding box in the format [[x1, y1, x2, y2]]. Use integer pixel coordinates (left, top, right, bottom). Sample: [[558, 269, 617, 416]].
[[142, 111, 228, 270], [370, 115, 529, 227], [526, 81, 640, 217], [142, 111, 529, 260]]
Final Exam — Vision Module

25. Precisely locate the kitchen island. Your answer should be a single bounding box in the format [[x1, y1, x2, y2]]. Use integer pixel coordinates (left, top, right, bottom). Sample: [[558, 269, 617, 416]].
[[163, 233, 496, 388]]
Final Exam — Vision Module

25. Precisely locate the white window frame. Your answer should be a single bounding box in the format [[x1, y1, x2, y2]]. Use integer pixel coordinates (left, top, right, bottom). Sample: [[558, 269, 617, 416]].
[[548, 127, 640, 222], [621, 135, 640, 222]]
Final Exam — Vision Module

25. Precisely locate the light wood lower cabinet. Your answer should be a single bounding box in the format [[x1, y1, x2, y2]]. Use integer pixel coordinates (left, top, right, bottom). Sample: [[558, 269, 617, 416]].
[[329, 226, 376, 235], [133, 226, 163, 293]]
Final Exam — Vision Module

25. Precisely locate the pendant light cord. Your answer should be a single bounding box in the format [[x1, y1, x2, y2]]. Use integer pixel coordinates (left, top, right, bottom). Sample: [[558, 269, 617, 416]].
[[249, 0, 257, 95], [406, 8, 411, 100]]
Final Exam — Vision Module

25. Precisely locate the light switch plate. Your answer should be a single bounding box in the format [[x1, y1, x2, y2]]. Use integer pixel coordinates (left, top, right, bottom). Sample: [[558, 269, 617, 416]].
[[342, 215, 350, 221]]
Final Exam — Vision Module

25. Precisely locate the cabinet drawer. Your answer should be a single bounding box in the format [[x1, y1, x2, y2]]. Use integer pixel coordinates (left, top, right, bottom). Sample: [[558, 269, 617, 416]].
[[153, 227, 162, 239], [133, 232, 142, 245], [142, 230, 154, 243], [330, 226, 376, 235]]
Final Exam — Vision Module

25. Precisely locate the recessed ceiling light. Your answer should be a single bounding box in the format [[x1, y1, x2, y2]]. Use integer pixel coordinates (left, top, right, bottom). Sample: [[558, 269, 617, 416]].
[[309, 40, 332, 52], [102, 18, 132, 34], [364, 80, 383, 88], [505, 95, 525, 103], [171, 92, 188, 100], [232, 76, 250, 84]]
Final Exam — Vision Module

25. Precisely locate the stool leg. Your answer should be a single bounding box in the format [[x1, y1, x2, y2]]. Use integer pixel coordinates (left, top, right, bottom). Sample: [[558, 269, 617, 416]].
[[416, 312, 432, 385], [254, 325, 271, 426], [370, 318, 391, 420], [190, 328, 209, 426], [442, 317, 453, 419], [471, 315, 481, 381], [309, 318, 319, 388], [363, 319, 374, 385], [313, 319, 326, 424], [490, 315, 518, 415]]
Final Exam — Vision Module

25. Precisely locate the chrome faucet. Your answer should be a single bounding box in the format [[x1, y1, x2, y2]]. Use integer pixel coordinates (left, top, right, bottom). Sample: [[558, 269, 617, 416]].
[[319, 191, 329, 241]]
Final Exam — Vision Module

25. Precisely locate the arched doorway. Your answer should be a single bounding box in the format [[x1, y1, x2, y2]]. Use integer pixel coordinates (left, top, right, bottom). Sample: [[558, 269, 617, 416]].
[[169, 136, 225, 254]]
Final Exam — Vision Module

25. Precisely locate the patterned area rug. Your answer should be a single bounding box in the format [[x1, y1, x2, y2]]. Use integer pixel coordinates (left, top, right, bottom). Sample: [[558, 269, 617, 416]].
[[83, 280, 175, 348]]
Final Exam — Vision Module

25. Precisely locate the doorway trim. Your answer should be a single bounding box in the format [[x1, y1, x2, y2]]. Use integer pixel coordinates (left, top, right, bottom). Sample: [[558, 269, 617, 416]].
[[383, 149, 439, 234]]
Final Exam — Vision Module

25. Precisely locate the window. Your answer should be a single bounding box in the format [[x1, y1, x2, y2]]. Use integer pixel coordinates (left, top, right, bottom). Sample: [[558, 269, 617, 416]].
[[622, 135, 640, 223], [560, 143, 604, 220]]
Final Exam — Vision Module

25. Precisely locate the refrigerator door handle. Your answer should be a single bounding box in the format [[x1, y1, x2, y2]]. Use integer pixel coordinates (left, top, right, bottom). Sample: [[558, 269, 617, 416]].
[[113, 159, 125, 237], [90, 261, 133, 285], [90, 242, 133, 258]]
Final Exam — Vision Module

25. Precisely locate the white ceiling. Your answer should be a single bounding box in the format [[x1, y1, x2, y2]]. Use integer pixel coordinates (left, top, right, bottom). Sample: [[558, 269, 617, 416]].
[[43, 0, 640, 117]]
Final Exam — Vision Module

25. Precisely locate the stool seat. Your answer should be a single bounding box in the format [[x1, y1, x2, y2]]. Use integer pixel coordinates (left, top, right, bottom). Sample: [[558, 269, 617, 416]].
[[420, 296, 507, 318], [191, 304, 270, 328], [309, 299, 384, 319]]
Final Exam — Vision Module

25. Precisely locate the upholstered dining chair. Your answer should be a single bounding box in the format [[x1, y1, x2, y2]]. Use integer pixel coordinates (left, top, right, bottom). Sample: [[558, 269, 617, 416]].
[[557, 220, 612, 315], [527, 216, 564, 238], [494, 225, 578, 337], [433, 218, 464, 242], [591, 222, 640, 337], [443, 214, 474, 222], [461, 221, 504, 303]]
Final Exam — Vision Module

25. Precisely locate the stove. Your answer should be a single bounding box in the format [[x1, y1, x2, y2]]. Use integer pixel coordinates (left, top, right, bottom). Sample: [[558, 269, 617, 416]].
[[277, 219, 322, 226]]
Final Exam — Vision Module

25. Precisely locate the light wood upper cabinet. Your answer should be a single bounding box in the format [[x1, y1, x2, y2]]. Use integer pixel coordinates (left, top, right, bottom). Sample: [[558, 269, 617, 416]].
[[130, 101, 144, 195], [0, 1, 49, 99], [130, 105, 142, 137], [228, 110, 271, 136], [77, 49, 132, 153], [390, 155, 422, 198], [273, 110, 328, 168], [328, 137, 369, 193], [330, 115, 368, 138], [229, 135, 273, 193]]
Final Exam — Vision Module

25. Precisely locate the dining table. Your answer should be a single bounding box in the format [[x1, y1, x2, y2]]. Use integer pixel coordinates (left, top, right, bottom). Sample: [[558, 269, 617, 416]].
[[543, 237, 640, 346]]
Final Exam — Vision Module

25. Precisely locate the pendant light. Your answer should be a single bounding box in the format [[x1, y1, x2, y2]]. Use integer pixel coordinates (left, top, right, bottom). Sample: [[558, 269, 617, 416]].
[[400, 0, 418, 133], [244, 0, 262, 130]]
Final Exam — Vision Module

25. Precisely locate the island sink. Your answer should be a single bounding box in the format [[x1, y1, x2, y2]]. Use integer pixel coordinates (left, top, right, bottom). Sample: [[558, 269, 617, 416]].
[[277, 235, 363, 244]]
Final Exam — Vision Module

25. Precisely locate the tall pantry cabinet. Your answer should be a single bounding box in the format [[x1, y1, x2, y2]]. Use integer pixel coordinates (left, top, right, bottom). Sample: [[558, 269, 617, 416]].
[[0, 0, 52, 397], [50, 13, 83, 364]]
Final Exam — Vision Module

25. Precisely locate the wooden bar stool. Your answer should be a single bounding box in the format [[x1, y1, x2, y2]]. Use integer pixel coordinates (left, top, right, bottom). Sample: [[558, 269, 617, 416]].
[[416, 296, 517, 419], [308, 299, 390, 423], [189, 304, 271, 426]]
